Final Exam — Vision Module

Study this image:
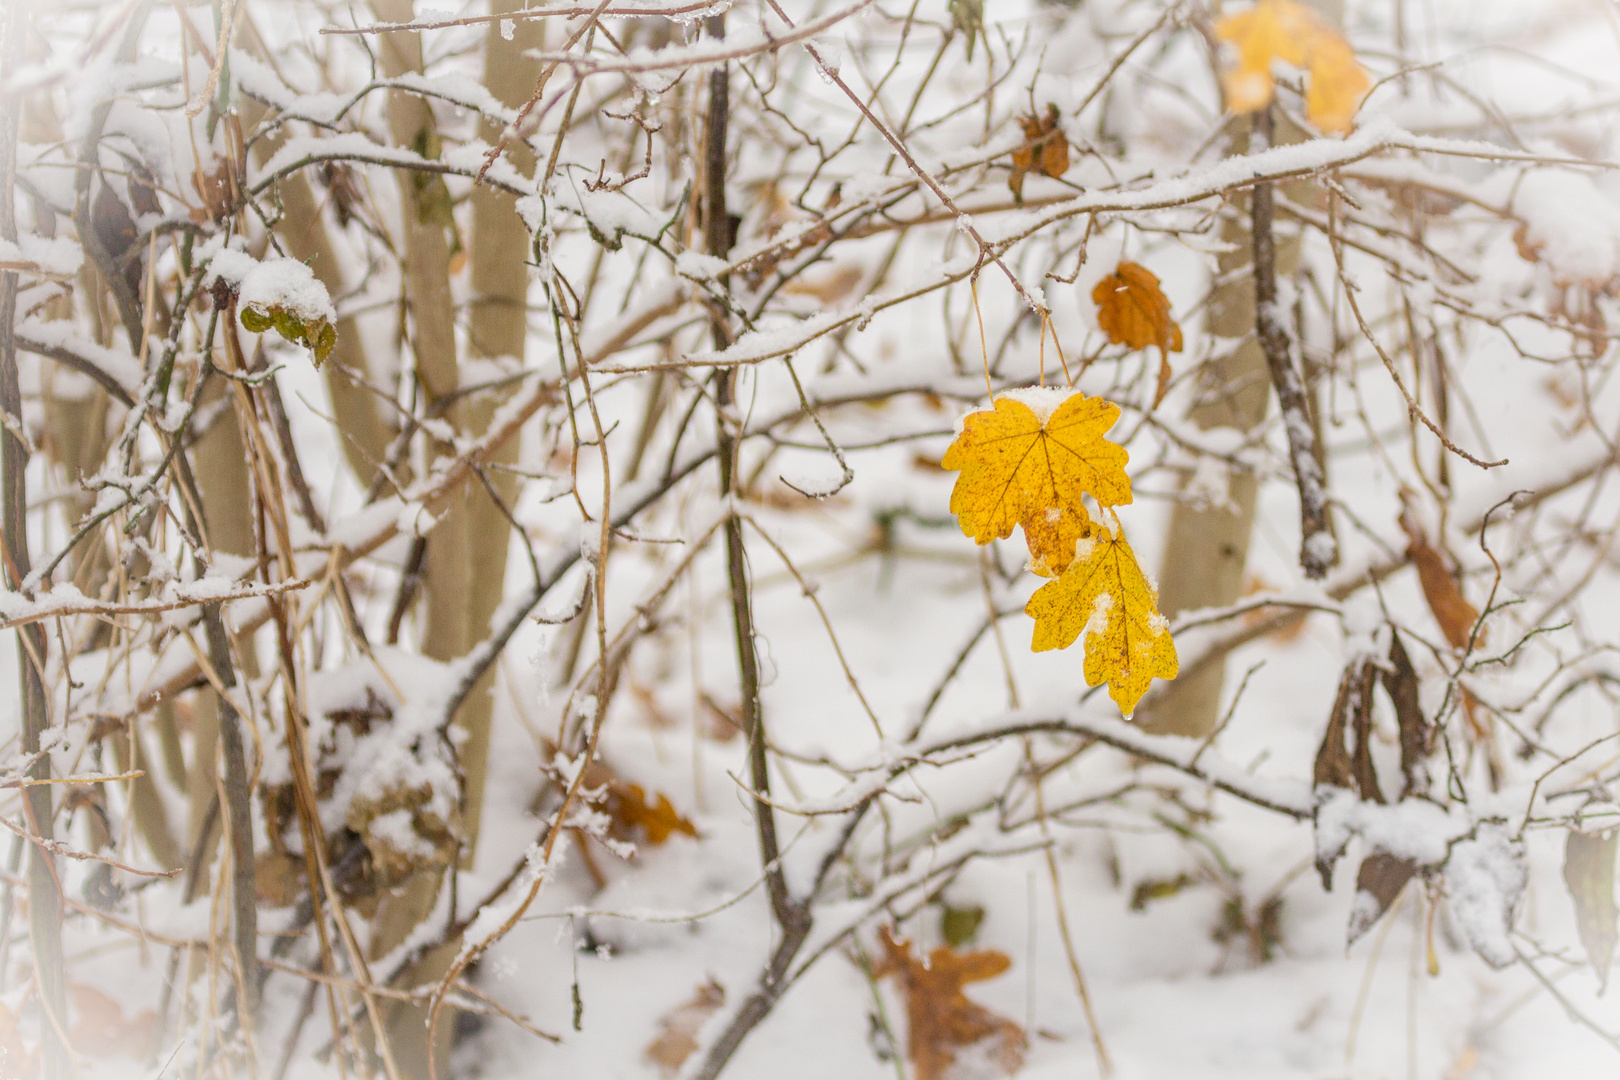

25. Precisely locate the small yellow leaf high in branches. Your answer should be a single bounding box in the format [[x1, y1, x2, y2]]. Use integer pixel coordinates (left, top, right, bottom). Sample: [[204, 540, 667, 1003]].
[[1216, 0, 1370, 134], [941, 389, 1131, 577], [1026, 514, 1178, 718]]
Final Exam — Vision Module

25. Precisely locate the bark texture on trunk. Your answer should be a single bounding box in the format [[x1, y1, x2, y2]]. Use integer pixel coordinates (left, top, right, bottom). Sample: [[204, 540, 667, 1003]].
[[0, 11, 67, 1072], [1143, 0, 1343, 736], [364, 3, 538, 1075], [1141, 121, 1276, 737], [447, 0, 539, 858]]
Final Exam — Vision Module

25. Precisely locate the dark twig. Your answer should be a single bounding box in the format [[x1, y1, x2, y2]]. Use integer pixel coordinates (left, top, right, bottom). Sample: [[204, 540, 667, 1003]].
[[1251, 108, 1334, 580], [201, 602, 261, 1028], [686, 17, 813, 1080]]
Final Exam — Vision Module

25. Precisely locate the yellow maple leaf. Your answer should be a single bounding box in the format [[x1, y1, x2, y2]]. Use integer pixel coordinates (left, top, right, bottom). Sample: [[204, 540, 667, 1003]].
[[1092, 260, 1184, 407], [1215, 0, 1370, 134], [1025, 515, 1177, 717], [1303, 33, 1370, 135], [942, 390, 1131, 576]]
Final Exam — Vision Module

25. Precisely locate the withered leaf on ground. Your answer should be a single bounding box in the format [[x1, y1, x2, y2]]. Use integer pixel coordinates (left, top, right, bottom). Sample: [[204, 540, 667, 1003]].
[[644, 979, 724, 1077], [875, 927, 1026, 1080], [1563, 829, 1619, 988], [1347, 852, 1419, 946], [537, 747, 699, 851]]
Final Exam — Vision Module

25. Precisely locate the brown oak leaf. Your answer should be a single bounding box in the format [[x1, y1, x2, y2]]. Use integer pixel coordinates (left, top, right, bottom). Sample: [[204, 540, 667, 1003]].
[[1009, 104, 1070, 202], [874, 927, 1026, 1080], [645, 979, 725, 1076]]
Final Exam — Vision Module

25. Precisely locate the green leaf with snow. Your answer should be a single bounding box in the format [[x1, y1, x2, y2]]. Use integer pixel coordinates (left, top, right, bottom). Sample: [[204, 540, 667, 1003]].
[[239, 303, 337, 367]]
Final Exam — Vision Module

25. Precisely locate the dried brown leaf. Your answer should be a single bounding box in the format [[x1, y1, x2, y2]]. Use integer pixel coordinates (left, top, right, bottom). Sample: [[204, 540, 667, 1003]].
[[1314, 656, 1373, 794], [1347, 852, 1418, 946], [1091, 261, 1184, 407], [1314, 655, 1378, 886], [1009, 104, 1069, 202], [1383, 630, 1430, 798], [1400, 508, 1481, 651], [875, 927, 1026, 1080], [645, 979, 724, 1077], [1092, 261, 1184, 354], [609, 781, 698, 846], [1349, 662, 1384, 808]]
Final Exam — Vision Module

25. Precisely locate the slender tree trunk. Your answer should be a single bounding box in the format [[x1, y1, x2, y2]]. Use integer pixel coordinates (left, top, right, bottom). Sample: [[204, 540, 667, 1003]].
[[0, 10, 68, 1073], [1141, 120, 1273, 737], [365, 4, 462, 988], [184, 362, 261, 887], [1143, 0, 1343, 736], [453, 0, 539, 859], [364, 3, 537, 1074]]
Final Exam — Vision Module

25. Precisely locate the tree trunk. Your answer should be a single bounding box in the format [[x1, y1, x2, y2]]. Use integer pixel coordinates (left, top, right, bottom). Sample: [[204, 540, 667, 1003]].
[[1142, 0, 1342, 736], [0, 11, 67, 1072], [448, 0, 538, 860], [365, 3, 537, 1075]]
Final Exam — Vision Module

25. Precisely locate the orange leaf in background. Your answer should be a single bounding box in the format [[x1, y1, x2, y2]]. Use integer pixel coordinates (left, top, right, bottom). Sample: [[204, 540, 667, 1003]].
[[70, 984, 157, 1060], [1026, 514, 1178, 717], [1009, 104, 1070, 202], [875, 927, 1026, 1080], [941, 390, 1131, 576], [1215, 0, 1370, 134], [1092, 260, 1184, 407], [645, 979, 724, 1077], [609, 782, 698, 846], [1399, 508, 1481, 651], [0, 1002, 35, 1080]]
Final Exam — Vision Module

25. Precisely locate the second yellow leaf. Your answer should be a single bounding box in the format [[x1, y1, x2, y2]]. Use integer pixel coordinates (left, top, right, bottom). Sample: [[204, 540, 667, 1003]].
[[1026, 516, 1178, 717]]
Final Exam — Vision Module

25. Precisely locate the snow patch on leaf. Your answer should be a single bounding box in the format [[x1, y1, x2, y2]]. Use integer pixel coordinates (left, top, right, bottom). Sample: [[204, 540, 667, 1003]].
[[1446, 824, 1527, 968], [993, 384, 1078, 425]]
